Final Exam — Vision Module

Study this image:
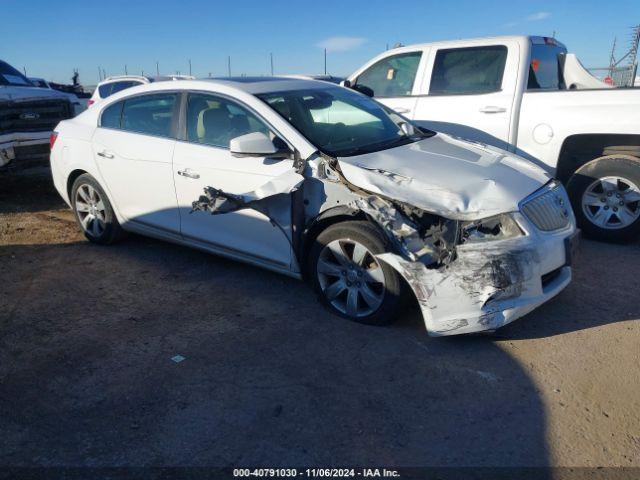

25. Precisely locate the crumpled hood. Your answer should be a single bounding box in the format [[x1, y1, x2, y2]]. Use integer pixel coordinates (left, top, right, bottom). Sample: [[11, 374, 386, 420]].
[[337, 133, 550, 220], [0, 86, 71, 102]]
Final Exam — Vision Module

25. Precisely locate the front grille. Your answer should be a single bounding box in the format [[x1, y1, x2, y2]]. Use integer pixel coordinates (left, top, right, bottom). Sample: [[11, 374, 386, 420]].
[[521, 183, 572, 231], [0, 98, 72, 134]]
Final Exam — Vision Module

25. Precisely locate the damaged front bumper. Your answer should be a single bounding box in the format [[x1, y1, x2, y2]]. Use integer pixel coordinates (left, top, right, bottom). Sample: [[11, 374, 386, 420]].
[[0, 132, 51, 167], [377, 212, 576, 336]]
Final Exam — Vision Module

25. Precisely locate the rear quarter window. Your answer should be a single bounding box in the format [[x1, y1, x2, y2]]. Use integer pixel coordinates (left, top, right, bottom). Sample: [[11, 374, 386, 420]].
[[528, 44, 567, 90], [101, 101, 123, 129]]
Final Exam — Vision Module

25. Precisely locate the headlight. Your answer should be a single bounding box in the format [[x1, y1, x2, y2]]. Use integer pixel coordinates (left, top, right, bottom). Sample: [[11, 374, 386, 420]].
[[460, 213, 523, 244]]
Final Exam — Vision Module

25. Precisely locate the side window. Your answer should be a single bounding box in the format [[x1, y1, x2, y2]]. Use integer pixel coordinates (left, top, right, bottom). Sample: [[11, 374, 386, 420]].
[[527, 44, 566, 90], [186, 93, 270, 148], [121, 93, 177, 138], [355, 52, 422, 97], [101, 101, 123, 129], [99, 81, 141, 99], [429, 46, 508, 95], [111, 81, 142, 95], [98, 83, 113, 98]]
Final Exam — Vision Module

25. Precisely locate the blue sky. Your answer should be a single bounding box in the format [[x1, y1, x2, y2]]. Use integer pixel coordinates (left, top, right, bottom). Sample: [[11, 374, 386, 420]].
[[1, 0, 638, 84]]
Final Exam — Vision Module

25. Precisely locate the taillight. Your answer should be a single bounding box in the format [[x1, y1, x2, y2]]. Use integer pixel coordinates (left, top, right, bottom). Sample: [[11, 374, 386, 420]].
[[49, 132, 58, 150], [87, 99, 95, 107]]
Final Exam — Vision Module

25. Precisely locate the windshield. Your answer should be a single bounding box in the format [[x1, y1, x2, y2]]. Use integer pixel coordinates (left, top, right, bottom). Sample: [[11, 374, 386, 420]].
[[258, 87, 423, 157], [0, 61, 33, 87]]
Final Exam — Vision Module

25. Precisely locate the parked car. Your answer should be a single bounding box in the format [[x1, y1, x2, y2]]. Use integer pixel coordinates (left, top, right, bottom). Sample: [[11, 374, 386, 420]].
[[87, 74, 195, 108], [345, 35, 640, 242], [1, 60, 74, 168], [29, 77, 86, 116], [50, 78, 577, 336]]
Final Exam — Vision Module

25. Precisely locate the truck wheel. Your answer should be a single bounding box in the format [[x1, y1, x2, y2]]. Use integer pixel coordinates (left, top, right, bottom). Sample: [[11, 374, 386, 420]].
[[71, 173, 125, 245], [308, 221, 404, 326], [566, 155, 640, 242]]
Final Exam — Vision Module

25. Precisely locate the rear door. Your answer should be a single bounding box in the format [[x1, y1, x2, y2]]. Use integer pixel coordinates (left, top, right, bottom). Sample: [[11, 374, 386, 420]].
[[350, 49, 427, 119], [92, 92, 180, 232], [413, 41, 519, 150], [172, 92, 294, 268]]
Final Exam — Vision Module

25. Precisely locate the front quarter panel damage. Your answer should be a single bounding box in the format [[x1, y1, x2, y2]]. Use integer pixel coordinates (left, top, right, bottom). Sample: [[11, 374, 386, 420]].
[[191, 152, 568, 336]]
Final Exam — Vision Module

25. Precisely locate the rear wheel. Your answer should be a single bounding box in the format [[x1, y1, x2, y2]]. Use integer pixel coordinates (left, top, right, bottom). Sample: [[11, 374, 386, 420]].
[[567, 155, 640, 242], [308, 221, 404, 326], [71, 173, 125, 244]]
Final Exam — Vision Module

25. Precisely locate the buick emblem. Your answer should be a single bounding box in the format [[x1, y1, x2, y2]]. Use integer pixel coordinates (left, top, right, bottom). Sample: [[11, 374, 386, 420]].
[[19, 112, 40, 120]]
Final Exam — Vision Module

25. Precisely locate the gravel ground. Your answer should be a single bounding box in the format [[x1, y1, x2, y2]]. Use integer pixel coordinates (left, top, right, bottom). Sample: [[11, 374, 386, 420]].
[[0, 168, 639, 469]]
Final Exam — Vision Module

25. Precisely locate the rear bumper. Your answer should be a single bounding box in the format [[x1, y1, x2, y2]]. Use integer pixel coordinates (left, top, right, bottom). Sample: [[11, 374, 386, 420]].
[[378, 212, 577, 336]]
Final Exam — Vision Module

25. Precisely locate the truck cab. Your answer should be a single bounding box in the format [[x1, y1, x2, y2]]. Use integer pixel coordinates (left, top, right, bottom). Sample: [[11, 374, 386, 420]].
[[346, 35, 640, 241]]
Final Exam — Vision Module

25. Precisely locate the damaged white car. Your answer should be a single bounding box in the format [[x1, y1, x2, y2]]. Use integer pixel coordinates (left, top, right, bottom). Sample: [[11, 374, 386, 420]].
[[50, 78, 578, 335]]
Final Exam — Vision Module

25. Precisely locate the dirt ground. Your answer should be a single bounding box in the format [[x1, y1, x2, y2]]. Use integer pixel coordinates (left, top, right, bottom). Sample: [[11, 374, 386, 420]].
[[1, 168, 639, 470]]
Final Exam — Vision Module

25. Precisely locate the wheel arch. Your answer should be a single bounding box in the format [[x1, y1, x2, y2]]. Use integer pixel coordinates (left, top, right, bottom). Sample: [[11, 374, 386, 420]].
[[300, 206, 384, 279], [66, 169, 89, 200], [556, 133, 640, 183]]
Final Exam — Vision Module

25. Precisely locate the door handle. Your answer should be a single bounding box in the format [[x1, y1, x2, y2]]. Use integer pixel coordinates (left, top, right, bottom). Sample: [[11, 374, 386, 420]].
[[479, 106, 507, 114], [177, 168, 200, 179], [394, 107, 411, 114], [97, 150, 114, 159]]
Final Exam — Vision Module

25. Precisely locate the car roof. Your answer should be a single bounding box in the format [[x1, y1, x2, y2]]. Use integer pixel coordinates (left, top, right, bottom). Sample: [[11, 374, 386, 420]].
[[199, 76, 340, 94]]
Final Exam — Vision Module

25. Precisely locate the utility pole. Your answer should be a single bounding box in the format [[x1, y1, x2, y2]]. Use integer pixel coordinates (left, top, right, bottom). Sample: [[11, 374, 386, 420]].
[[324, 48, 327, 75], [189, 59, 192, 76], [227, 56, 232, 77], [156, 61, 159, 76], [102, 68, 106, 80], [270, 53, 274, 76], [23, 66, 27, 77], [124, 65, 128, 75], [98, 66, 102, 81]]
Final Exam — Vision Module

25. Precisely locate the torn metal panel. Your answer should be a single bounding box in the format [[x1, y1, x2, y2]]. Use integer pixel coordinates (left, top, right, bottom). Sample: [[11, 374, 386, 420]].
[[377, 235, 570, 336], [191, 168, 303, 217]]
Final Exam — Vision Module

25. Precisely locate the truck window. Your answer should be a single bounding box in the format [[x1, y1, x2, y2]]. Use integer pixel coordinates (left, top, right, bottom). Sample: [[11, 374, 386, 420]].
[[355, 52, 422, 97], [429, 45, 507, 95], [0, 60, 33, 87], [528, 44, 567, 90]]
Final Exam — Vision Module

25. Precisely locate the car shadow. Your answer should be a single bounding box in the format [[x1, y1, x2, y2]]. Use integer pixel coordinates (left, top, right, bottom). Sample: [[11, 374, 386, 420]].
[[0, 235, 551, 472]]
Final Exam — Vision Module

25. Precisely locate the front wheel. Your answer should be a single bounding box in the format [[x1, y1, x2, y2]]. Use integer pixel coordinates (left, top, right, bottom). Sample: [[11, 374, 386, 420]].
[[308, 221, 404, 326], [566, 155, 640, 242]]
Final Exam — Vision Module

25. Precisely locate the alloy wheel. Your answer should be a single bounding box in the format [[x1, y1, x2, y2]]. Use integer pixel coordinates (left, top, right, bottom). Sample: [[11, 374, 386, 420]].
[[75, 184, 107, 237], [317, 239, 386, 318], [581, 176, 640, 230]]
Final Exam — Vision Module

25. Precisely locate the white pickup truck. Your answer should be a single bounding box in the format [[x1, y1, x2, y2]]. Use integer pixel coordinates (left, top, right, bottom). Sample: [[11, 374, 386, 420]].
[[345, 35, 640, 242]]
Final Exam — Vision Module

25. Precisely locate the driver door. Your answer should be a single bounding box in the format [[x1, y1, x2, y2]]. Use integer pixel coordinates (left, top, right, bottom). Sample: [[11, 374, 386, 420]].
[[172, 92, 294, 268]]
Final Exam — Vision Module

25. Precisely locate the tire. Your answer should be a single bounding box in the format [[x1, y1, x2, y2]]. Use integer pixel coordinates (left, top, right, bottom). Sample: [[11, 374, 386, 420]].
[[308, 220, 404, 326], [566, 155, 640, 242], [71, 173, 125, 245]]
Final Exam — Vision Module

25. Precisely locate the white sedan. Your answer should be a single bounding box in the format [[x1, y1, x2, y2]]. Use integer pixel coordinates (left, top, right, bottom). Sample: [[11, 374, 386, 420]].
[[50, 77, 578, 335]]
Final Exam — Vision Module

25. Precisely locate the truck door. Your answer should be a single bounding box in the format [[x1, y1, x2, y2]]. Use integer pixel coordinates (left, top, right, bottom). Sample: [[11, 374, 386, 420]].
[[349, 49, 428, 120], [412, 41, 519, 150]]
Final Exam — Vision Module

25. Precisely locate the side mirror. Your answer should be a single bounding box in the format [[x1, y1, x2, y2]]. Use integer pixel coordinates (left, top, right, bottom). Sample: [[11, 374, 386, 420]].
[[230, 132, 279, 158], [352, 84, 374, 97], [400, 122, 415, 136], [340, 79, 351, 88]]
